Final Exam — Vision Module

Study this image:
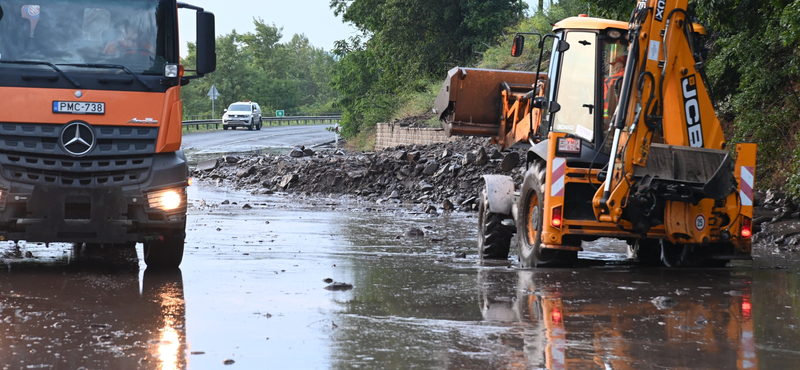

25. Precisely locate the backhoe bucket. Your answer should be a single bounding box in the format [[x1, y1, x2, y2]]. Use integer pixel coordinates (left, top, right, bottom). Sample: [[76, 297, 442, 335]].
[[633, 143, 737, 204], [433, 67, 542, 137]]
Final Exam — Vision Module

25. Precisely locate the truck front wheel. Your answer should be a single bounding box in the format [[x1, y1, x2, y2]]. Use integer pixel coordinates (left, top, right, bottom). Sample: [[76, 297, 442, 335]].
[[477, 189, 512, 260], [144, 233, 185, 268], [517, 161, 577, 267]]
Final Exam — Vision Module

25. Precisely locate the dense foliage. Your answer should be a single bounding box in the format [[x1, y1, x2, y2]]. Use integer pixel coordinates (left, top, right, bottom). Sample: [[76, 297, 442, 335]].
[[328, 0, 526, 138], [181, 19, 338, 119]]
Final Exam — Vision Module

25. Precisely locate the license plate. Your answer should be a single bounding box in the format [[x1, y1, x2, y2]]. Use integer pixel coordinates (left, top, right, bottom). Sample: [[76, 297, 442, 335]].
[[52, 101, 105, 115], [557, 137, 581, 155]]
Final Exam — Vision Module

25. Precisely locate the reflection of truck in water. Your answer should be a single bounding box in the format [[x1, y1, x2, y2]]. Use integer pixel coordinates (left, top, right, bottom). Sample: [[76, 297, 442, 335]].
[[0, 259, 187, 368], [478, 268, 757, 369], [0, 0, 217, 267]]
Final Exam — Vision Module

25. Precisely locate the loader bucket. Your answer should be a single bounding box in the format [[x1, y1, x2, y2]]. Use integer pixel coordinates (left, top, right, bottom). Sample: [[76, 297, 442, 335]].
[[433, 67, 543, 137]]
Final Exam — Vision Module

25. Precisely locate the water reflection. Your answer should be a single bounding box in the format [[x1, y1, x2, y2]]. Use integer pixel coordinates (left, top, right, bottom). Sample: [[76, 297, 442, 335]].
[[479, 267, 757, 369], [0, 244, 186, 369]]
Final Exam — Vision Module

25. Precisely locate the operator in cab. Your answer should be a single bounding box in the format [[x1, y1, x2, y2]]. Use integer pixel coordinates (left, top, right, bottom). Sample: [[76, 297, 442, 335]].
[[103, 20, 154, 56]]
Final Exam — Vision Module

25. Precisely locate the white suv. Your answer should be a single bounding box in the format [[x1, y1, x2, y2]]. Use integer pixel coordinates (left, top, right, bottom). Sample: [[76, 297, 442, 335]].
[[222, 101, 262, 130]]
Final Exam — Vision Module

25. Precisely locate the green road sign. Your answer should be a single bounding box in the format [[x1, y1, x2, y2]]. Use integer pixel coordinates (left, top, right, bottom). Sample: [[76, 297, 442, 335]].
[[276, 110, 285, 117]]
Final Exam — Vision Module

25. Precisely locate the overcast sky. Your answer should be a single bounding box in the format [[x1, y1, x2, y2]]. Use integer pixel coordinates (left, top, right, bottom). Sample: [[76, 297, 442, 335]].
[[178, 0, 359, 56]]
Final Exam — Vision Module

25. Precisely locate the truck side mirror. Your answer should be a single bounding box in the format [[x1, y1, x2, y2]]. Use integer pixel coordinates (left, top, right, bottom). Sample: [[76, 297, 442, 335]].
[[196, 11, 216, 75], [511, 34, 524, 57]]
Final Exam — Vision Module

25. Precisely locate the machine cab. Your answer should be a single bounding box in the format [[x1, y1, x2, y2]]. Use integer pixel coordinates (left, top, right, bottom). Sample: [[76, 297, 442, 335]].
[[543, 16, 629, 165]]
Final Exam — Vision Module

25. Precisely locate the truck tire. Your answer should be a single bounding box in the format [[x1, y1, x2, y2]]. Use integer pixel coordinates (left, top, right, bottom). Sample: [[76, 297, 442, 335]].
[[517, 161, 577, 267], [248, 119, 254, 130], [660, 240, 730, 267], [477, 189, 512, 260], [223, 125, 229, 130], [143, 233, 185, 269], [628, 238, 662, 266], [256, 119, 262, 130]]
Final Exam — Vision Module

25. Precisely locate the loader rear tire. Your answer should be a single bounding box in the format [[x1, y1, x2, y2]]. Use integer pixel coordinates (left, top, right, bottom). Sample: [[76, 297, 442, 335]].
[[477, 189, 512, 260], [628, 239, 663, 266], [518, 161, 577, 268]]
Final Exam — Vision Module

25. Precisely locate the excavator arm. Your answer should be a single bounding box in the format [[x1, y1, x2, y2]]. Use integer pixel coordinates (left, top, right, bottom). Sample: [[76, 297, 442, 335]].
[[593, 0, 756, 247]]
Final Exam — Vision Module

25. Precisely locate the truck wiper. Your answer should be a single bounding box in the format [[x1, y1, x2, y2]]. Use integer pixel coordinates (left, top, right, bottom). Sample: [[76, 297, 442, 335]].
[[0, 60, 81, 87], [57, 63, 152, 91]]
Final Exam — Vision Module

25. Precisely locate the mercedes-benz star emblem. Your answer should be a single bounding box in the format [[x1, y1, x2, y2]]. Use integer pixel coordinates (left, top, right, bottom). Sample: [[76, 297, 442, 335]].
[[60, 121, 95, 156]]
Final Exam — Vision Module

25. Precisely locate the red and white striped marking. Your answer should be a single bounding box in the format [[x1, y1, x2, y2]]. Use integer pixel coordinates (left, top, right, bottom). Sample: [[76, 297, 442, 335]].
[[551, 157, 566, 197], [740, 166, 754, 206]]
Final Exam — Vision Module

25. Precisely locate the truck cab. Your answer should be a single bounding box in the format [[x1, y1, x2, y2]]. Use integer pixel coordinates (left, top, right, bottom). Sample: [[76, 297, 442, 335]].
[[0, 0, 216, 268]]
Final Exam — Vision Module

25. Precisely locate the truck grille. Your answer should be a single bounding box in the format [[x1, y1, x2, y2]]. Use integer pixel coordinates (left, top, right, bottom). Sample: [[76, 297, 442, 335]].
[[0, 123, 158, 186]]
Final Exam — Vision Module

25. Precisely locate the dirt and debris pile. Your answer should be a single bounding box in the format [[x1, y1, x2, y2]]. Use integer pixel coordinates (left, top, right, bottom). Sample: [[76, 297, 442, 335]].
[[192, 137, 526, 212], [752, 190, 800, 252]]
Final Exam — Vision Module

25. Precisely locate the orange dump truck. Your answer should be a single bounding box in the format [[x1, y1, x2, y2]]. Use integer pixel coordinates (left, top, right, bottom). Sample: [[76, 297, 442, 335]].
[[0, 0, 216, 267]]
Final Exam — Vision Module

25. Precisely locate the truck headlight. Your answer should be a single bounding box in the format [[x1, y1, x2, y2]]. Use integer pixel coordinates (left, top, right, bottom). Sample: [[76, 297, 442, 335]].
[[161, 191, 181, 210], [147, 187, 186, 213]]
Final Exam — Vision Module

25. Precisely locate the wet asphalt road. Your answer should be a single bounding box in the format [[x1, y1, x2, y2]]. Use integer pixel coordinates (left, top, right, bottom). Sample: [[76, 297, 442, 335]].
[[2, 184, 800, 369], [181, 124, 338, 164]]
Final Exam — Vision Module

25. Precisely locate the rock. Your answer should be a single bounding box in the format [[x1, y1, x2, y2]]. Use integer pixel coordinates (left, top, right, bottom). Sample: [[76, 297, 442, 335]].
[[423, 205, 438, 214], [461, 152, 476, 166], [242, 204, 252, 210], [423, 161, 440, 176], [223, 359, 235, 365], [221, 200, 230, 205], [476, 147, 489, 166], [455, 252, 467, 258], [489, 148, 503, 160], [196, 158, 220, 172], [324, 282, 354, 291], [236, 166, 256, 177], [419, 181, 434, 192], [407, 151, 421, 163], [404, 227, 425, 238], [323, 278, 333, 283], [290, 148, 305, 157], [389, 190, 401, 199], [224, 156, 240, 164], [393, 150, 407, 161], [442, 199, 454, 212], [500, 152, 520, 172], [303, 148, 316, 156], [651, 296, 679, 309], [279, 174, 299, 189]]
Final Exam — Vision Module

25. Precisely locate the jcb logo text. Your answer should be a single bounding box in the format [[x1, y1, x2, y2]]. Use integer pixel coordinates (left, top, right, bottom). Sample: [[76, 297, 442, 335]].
[[682, 75, 703, 148]]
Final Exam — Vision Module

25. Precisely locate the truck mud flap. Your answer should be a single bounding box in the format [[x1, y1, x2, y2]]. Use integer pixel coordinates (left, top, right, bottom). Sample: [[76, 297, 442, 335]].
[[21, 185, 130, 242]]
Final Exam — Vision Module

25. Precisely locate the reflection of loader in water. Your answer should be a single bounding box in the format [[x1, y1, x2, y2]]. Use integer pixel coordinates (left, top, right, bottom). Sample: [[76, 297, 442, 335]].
[[478, 268, 757, 369], [0, 260, 187, 369]]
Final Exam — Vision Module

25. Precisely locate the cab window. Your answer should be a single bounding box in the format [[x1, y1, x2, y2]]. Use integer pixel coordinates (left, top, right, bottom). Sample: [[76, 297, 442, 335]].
[[551, 31, 597, 142]]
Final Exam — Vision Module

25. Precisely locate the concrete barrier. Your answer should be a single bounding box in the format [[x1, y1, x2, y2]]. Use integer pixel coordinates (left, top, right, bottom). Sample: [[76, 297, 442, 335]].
[[374, 122, 460, 150]]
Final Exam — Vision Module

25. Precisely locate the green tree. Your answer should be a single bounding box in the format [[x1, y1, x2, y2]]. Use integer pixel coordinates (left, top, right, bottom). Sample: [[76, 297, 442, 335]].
[[329, 0, 526, 138], [181, 18, 339, 119]]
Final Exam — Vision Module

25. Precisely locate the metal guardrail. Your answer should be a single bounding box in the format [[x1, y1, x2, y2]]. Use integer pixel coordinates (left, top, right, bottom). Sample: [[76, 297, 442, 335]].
[[182, 115, 342, 131]]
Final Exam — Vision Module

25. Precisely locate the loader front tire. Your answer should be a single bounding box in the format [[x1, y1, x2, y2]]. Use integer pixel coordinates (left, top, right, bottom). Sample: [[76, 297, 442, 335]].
[[518, 161, 577, 267], [477, 189, 512, 260]]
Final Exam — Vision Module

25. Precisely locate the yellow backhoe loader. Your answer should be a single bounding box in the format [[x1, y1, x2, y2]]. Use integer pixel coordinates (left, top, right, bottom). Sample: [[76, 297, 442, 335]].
[[433, 0, 757, 267]]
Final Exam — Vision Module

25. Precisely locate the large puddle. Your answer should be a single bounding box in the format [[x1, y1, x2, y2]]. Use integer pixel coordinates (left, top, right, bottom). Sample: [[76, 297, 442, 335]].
[[0, 184, 798, 369]]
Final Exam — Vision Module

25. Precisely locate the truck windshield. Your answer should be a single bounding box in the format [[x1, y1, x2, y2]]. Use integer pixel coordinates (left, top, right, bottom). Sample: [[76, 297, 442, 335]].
[[0, 0, 173, 75], [551, 31, 597, 142]]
